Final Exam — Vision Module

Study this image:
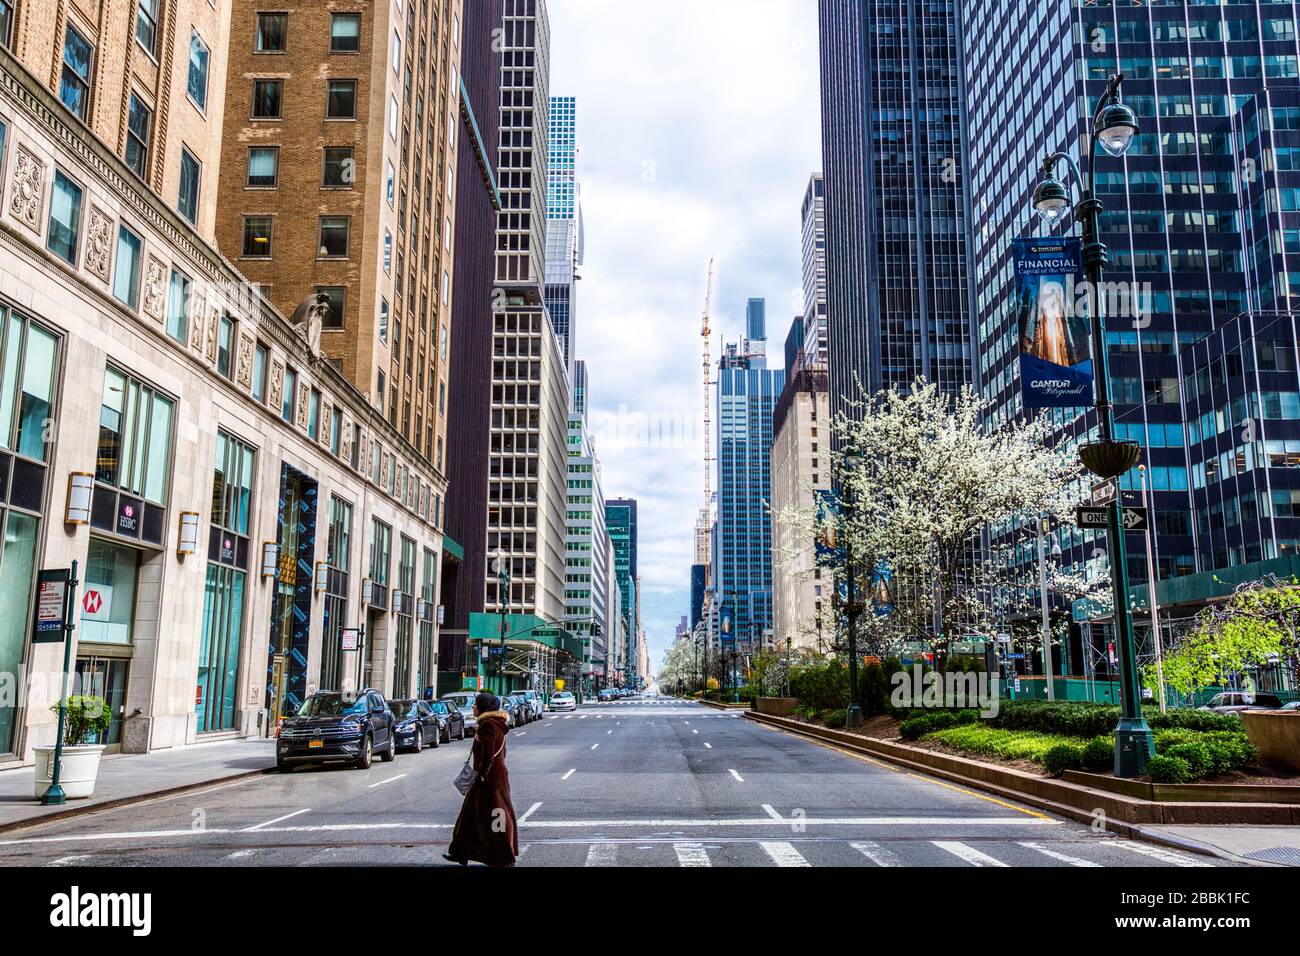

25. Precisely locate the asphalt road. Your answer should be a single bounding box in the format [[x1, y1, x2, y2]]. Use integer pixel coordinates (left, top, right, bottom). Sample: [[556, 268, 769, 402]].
[[0, 699, 1231, 868]]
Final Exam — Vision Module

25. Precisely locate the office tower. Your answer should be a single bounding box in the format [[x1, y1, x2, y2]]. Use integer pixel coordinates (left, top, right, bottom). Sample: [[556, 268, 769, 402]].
[[784, 316, 805, 380], [962, 1, 1300, 646], [801, 174, 829, 366], [690, 564, 707, 629], [545, 94, 582, 369], [0, 2, 443, 760], [715, 328, 786, 656], [818, 0, 973, 422], [606, 499, 639, 680], [745, 298, 769, 365], [440, 0, 504, 692], [771, 344, 831, 651], [216, 0, 464, 485], [566, 361, 610, 692], [676, 616, 690, 642]]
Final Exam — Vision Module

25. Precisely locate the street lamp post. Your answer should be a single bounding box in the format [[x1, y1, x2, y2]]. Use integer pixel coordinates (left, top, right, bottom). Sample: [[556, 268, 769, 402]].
[[1034, 514, 1062, 701], [837, 446, 865, 730], [492, 555, 510, 697], [1138, 465, 1167, 714], [1032, 72, 1154, 776]]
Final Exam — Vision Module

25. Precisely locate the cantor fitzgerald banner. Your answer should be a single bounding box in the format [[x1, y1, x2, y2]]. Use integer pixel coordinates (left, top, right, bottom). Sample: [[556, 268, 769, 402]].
[[1014, 236, 1093, 408]]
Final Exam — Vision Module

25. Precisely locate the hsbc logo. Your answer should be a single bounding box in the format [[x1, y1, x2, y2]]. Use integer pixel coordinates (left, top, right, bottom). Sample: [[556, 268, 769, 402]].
[[83, 591, 103, 615]]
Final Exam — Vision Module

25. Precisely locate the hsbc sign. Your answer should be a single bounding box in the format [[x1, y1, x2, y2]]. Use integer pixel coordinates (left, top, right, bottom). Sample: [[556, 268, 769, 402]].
[[81, 586, 112, 620]]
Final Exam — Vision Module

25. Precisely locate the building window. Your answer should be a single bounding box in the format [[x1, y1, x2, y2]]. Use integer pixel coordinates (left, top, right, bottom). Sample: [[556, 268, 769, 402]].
[[388, 94, 398, 140], [255, 12, 287, 52], [247, 147, 278, 188], [136, 0, 158, 56], [281, 366, 297, 423], [59, 25, 93, 120], [326, 79, 357, 119], [308, 388, 321, 440], [386, 161, 395, 203], [315, 286, 345, 329], [0, 1, 15, 49], [124, 93, 151, 179], [370, 518, 391, 585], [97, 366, 174, 505], [166, 270, 190, 344], [379, 298, 389, 343], [187, 31, 210, 111], [178, 148, 201, 224], [318, 216, 349, 258], [216, 315, 234, 379], [376, 369, 386, 411], [383, 230, 392, 273], [330, 13, 360, 52], [47, 170, 83, 265], [242, 216, 272, 257], [252, 342, 268, 402], [329, 405, 341, 455], [322, 147, 354, 187], [111, 225, 143, 309], [0, 307, 60, 462], [252, 79, 282, 118]]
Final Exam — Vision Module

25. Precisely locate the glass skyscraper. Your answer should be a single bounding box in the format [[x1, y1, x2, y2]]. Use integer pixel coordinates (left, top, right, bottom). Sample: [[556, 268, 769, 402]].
[[818, 0, 973, 423], [545, 94, 582, 369]]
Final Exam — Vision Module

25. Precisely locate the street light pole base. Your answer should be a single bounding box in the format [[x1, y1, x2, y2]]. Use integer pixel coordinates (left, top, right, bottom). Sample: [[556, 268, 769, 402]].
[[1113, 719, 1155, 778], [845, 705, 863, 729], [40, 785, 66, 806]]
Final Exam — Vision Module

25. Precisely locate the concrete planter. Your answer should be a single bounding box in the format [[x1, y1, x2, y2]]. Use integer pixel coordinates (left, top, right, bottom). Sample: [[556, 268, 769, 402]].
[[1242, 711, 1300, 772], [32, 745, 106, 799], [755, 697, 799, 717]]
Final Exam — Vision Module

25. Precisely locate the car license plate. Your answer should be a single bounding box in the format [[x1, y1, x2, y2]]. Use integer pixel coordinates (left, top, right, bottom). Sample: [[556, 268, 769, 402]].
[[308, 739, 324, 748]]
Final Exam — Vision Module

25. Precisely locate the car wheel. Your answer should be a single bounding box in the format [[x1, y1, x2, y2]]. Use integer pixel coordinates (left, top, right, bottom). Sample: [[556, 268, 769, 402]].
[[412, 731, 422, 754], [276, 756, 292, 773], [432, 726, 441, 748], [456, 722, 465, 741], [379, 733, 396, 762], [356, 735, 373, 770]]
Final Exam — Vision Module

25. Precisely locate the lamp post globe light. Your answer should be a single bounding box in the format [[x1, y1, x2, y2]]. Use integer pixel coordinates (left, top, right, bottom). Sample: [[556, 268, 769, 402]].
[[1031, 73, 1152, 777], [837, 445, 865, 730]]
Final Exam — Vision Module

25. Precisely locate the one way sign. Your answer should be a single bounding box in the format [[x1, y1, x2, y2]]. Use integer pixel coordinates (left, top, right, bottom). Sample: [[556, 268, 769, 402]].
[[1076, 506, 1149, 532]]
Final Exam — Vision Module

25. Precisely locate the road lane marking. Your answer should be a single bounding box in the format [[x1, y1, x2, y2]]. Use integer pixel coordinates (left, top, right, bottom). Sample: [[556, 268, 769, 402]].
[[561, 768, 576, 780], [519, 802, 543, 824], [851, 841, 901, 867], [47, 855, 91, 867], [1109, 839, 1212, 867], [516, 732, 526, 737], [226, 849, 259, 860], [692, 729, 699, 734], [1018, 842, 1101, 867], [704, 742, 712, 749], [761, 805, 783, 821], [933, 841, 1009, 867], [579, 715, 588, 719], [367, 774, 407, 789], [591, 743, 600, 750], [563, 716, 573, 720], [760, 842, 811, 867], [674, 843, 711, 867], [585, 843, 618, 867], [906, 774, 1048, 819], [728, 769, 744, 782], [606, 730, 613, 735], [244, 808, 311, 830]]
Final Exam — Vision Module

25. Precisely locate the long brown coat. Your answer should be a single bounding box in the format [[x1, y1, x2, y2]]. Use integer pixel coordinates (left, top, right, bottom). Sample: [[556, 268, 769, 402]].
[[447, 712, 519, 866]]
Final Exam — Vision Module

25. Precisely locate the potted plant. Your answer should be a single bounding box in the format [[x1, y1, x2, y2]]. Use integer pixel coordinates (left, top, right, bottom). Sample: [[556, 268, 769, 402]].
[[33, 696, 111, 799]]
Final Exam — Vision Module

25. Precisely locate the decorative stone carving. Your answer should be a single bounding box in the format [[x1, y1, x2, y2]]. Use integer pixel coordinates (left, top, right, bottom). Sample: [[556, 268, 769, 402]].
[[189, 294, 207, 353], [343, 419, 353, 458], [296, 381, 310, 430], [9, 145, 45, 234], [380, 452, 390, 490], [268, 359, 284, 412], [236, 333, 255, 389], [205, 307, 219, 363], [142, 255, 167, 322], [85, 206, 113, 281]]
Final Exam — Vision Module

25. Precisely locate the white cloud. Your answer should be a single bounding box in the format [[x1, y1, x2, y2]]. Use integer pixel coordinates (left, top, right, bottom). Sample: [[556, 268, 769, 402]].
[[550, 0, 821, 671]]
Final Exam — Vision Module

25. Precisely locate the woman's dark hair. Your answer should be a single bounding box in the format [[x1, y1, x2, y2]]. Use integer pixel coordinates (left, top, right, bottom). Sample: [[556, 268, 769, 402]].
[[476, 692, 500, 713]]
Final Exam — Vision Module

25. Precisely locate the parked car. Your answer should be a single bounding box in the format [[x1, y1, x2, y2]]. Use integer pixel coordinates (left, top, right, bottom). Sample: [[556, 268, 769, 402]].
[[427, 699, 467, 740], [549, 691, 577, 712], [389, 699, 441, 752], [1199, 692, 1285, 713], [440, 692, 480, 735], [515, 689, 544, 721], [277, 688, 397, 771], [597, 689, 615, 702], [503, 693, 530, 726], [1280, 701, 1300, 712]]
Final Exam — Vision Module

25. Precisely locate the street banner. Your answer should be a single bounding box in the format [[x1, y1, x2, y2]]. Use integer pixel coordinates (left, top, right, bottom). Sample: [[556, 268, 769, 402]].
[[1014, 236, 1093, 408], [870, 562, 894, 617], [814, 489, 844, 566]]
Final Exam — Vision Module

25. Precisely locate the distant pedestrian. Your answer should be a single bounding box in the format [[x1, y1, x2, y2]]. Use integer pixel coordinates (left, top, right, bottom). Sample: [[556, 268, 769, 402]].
[[444, 692, 519, 867]]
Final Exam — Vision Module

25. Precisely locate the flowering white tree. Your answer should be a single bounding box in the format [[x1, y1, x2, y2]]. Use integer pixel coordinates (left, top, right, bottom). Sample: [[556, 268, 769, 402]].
[[776, 379, 1084, 663], [656, 639, 697, 694]]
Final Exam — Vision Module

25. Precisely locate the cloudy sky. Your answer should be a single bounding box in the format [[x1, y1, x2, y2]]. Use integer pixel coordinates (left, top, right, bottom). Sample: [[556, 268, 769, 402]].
[[548, 0, 823, 672]]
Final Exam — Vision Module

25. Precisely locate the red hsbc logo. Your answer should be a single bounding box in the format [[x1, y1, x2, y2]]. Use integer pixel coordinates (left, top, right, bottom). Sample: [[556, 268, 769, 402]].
[[83, 591, 103, 615]]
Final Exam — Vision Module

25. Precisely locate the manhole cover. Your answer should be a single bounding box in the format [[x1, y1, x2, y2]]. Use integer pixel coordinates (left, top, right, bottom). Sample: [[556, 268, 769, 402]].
[[1244, 846, 1300, 866]]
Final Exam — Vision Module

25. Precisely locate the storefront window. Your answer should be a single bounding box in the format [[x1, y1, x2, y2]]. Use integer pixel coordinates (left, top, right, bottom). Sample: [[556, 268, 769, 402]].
[[81, 538, 139, 645], [197, 564, 244, 733], [0, 308, 60, 462], [369, 518, 390, 585], [96, 366, 174, 505], [0, 510, 38, 754]]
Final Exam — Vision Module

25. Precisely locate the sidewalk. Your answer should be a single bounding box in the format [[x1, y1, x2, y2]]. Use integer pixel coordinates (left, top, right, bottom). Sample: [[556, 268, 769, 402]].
[[0, 737, 277, 834], [1140, 825, 1300, 867]]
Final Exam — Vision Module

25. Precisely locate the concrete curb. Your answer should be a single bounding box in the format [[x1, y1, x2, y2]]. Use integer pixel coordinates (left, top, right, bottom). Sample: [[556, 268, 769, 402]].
[[697, 699, 750, 711], [0, 766, 275, 836], [744, 711, 1283, 864]]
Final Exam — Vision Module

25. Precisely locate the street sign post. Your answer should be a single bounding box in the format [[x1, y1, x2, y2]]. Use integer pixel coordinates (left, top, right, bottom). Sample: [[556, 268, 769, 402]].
[[37, 561, 79, 806], [1091, 477, 1119, 507], [1076, 506, 1148, 532], [33, 569, 70, 644]]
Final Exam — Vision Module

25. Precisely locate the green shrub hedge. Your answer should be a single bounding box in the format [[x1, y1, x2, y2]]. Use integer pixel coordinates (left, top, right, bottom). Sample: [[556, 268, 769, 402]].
[[1081, 737, 1113, 773], [1147, 754, 1192, 784], [899, 709, 981, 740], [990, 700, 1245, 738], [822, 709, 848, 729], [1043, 743, 1084, 776]]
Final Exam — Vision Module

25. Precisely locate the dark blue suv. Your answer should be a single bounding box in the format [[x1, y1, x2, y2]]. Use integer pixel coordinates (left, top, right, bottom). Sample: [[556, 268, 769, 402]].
[[277, 688, 397, 771]]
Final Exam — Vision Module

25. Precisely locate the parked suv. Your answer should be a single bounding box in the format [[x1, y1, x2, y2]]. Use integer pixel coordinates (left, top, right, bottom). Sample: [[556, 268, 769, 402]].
[[1199, 692, 1284, 713], [277, 688, 397, 771], [514, 689, 544, 722]]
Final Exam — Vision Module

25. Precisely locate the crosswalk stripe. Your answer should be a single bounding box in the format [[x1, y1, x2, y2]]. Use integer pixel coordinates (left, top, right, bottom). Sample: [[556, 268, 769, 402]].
[[585, 844, 618, 867], [1018, 842, 1101, 867], [760, 842, 810, 867], [850, 841, 901, 867], [673, 843, 712, 867], [1109, 839, 1212, 867], [933, 841, 1009, 867]]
